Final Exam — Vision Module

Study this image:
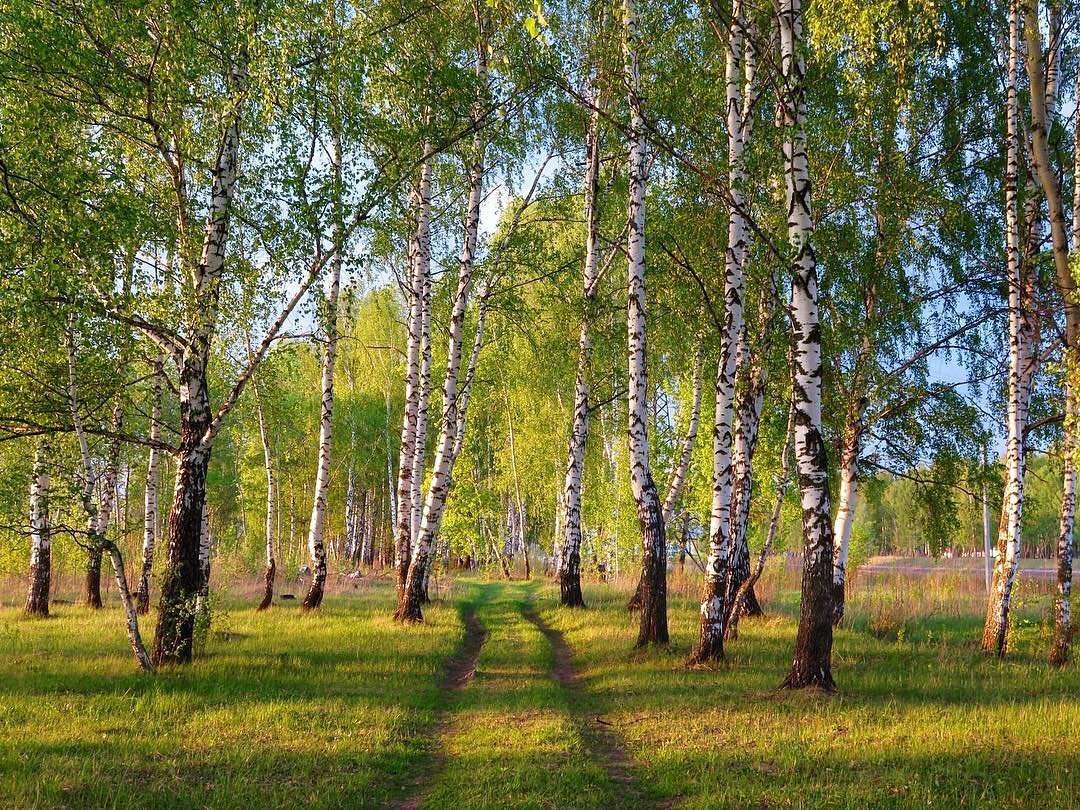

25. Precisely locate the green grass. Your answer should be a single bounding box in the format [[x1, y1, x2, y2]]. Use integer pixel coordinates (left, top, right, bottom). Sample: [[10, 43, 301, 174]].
[[0, 582, 460, 808], [539, 582, 1080, 809], [422, 580, 622, 809], [1, 574, 1077, 808]]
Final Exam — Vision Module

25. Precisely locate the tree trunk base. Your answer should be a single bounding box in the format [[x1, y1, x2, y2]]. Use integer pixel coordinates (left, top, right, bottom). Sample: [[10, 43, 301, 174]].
[[831, 580, 845, 627], [301, 581, 324, 611], [85, 550, 103, 609], [742, 585, 763, 616], [1049, 629, 1071, 667], [626, 574, 643, 611], [687, 637, 724, 666], [559, 573, 586, 608], [394, 599, 424, 623], [257, 559, 275, 611]]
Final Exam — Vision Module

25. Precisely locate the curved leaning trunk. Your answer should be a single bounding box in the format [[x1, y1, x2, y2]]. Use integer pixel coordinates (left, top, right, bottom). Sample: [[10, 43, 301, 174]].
[[398, 40, 487, 622], [560, 100, 601, 609], [777, 0, 836, 691], [830, 420, 861, 626], [103, 540, 154, 672], [136, 363, 163, 615], [1018, 0, 1077, 664], [302, 158, 343, 612], [25, 440, 51, 617], [1051, 384, 1075, 664], [690, 0, 749, 664], [622, 0, 668, 647]]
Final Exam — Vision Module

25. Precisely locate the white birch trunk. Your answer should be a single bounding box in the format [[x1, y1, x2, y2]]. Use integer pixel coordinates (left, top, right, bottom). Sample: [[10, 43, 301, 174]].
[[394, 156, 432, 599], [624, 0, 668, 646], [691, 0, 748, 663], [136, 361, 163, 614], [559, 99, 602, 607], [302, 126, 344, 611], [153, 54, 246, 666], [25, 440, 51, 617], [984, 0, 1037, 656], [397, 37, 488, 620], [777, 0, 835, 690], [253, 370, 276, 610], [830, 419, 861, 625]]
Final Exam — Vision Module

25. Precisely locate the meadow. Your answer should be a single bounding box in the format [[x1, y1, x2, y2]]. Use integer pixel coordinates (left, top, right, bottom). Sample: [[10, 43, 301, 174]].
[[0, 566, 1076, 809]]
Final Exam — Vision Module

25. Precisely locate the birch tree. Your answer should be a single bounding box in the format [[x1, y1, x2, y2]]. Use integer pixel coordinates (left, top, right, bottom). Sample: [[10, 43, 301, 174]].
[[252, 369, 277, 611], [982, 0, 1030, 658], [1017, 0, 1078, 664], [623, 0, 668, 647], [559, 97, 602, 608], [690, 0, 752, 664], [302, 112, 346, 611], [777, 0, 835, 690], [24, 440, 51, 617], [397, 12, 489, 622]]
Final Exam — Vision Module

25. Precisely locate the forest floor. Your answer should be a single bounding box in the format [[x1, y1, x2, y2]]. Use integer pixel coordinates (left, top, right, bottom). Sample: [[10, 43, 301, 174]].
[[0, 572, 1077, 808]]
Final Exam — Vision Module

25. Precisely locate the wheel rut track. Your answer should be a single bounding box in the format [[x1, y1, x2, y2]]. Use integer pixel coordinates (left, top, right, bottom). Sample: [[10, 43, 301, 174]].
[[521, 605, 667, 808], [392, 604, 487, 810]]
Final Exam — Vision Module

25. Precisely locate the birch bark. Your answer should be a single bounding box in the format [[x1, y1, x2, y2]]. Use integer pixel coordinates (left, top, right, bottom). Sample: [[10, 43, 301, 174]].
[[623, 0, 669, 647], [302, 123, 344, 611], [691, 0, 749, 663], [394, 156, 432, 601], [559, 99, 602, 608], [1018, 0, 1077, 664], [777, 0, 835, 690], [397, 32, 487, 621], [24, 440, 51, 617], [982, 0, 1036, 657], [136, 360, 162, 614]]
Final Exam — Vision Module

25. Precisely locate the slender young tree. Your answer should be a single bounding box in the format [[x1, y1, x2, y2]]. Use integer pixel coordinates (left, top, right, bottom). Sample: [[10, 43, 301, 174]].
[[623, 0, 668, 646], [24, 439, 51, 617], [302, 119, 345, 611], [559, 98, 602, 608], [777, 0, 835, 690], [690, 0, 751, 664], [252, 368, 277, 611], [136, 360, 163, 614], [983, 0, 1029, 658], [397, 16, 488, 621], [1018, 0, 1078, 664]]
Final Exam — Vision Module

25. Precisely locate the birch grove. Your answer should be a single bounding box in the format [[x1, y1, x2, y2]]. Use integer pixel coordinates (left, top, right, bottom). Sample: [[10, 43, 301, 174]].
[[0, 0, 1075, 695]]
